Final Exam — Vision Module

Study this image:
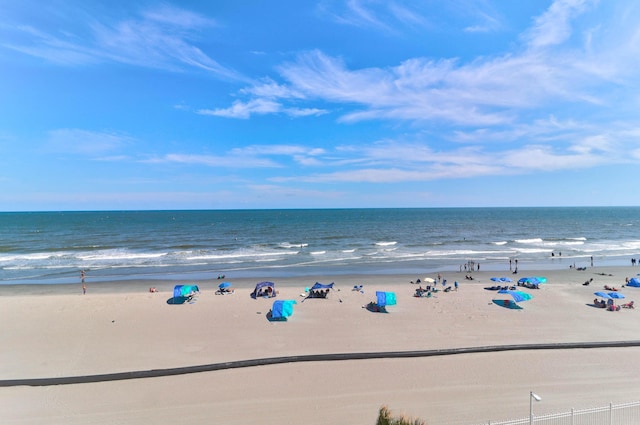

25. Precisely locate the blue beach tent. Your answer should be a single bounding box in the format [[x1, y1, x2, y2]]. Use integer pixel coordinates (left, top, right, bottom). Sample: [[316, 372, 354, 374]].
[[172, 284, 199, 302], [627, 277, 640, 288], [365, 291, 397, 313], [376, 291, 397, 307], [252, 281, 276, 298], [269, 300, 297, 321]]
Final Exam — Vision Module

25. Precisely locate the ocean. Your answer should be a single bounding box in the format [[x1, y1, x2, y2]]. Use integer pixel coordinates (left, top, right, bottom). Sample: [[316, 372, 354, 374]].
[[1, 207, 639, 285]]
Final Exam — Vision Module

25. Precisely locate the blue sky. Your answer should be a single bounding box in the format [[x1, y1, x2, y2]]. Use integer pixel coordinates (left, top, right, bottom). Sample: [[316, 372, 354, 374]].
[[1, 0, 639, 211]]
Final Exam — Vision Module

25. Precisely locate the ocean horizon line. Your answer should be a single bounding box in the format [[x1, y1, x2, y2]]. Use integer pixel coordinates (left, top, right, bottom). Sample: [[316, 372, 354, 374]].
[[2, 205, 640, 214]]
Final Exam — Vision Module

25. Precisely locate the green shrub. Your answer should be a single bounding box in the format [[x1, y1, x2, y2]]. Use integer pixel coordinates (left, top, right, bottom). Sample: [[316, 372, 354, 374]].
[[376, 405, 427, 425]]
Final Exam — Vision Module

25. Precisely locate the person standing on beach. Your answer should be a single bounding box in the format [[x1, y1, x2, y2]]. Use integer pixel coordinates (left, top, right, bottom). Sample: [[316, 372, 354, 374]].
[[82, 283, 86, 295], [81, 270, 85, 283]]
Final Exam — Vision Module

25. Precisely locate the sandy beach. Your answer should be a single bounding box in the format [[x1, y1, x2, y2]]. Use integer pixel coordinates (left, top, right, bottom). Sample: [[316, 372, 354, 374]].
[[2, 266, 640, 424]]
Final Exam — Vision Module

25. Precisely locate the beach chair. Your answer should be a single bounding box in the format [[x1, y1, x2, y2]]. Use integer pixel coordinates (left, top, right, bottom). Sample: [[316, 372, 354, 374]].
[[622, 301, 635, 309]]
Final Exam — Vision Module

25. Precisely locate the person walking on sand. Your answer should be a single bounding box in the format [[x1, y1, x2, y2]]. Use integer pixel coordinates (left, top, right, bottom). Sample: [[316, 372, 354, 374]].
[[82, 283, 86, 295]]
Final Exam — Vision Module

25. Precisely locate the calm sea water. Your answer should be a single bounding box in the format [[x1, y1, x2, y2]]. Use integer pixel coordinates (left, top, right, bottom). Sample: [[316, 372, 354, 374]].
[[1, 207, 639, 285]]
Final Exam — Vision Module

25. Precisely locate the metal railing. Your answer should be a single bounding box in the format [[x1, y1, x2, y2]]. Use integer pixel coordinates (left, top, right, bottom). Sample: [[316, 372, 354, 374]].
[[474, 401, 640, 425]]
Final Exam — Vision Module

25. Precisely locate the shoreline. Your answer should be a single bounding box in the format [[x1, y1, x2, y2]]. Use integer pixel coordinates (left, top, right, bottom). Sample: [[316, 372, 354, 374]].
[[3, 263, 638, 295], [2, 264, 640, 424], [3, 251, 636, 287]]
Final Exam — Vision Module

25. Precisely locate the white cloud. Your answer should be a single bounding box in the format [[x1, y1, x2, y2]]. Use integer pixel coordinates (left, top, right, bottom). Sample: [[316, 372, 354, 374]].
[[525, 0, 592, 49], [141, 145, 327, 169], [2, 5, 242, 80], [141, 153, 280, 168], [284, 107, 328, 117], [197, 99, 282, 119], [46, 129, 132, 155], [207, 0, 638, 149]]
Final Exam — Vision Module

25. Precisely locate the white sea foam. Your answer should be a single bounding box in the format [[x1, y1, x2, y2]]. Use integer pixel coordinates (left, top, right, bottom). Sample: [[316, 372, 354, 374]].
[[375, 241, 397, 246], [515, 238, 543, 244], [279, 242, 308, 248], [513, 247, 554, 254], [79, 251, 166, 261], [189, 251, 299, 261]]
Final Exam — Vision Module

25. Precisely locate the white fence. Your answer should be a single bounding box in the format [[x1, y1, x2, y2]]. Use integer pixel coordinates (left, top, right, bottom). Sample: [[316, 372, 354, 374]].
[[474, 401, 640, 425]]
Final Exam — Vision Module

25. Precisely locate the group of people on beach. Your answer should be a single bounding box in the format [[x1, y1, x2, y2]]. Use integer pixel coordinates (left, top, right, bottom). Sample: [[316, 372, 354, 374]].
[[412, 274, 458, 298], [308, 289, 330, 298], [460, 261, 480, 272], [593, 297, 621, 311]]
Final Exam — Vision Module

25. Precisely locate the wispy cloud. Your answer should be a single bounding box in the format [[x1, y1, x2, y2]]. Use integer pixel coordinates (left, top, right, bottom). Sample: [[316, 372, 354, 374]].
[[318, 0, 502, 33], [46, 129, 133, 155], [141, 145, 326, 168], [210, 0, 631, 133], [198, 99, 283, 119], [197, 99, 328, 119], [141, 153, 281, 169], [319, 0, 393, 31], [524, 0, 591, 49], [266, 137, 621, 185], [1, 4, 242, 80]]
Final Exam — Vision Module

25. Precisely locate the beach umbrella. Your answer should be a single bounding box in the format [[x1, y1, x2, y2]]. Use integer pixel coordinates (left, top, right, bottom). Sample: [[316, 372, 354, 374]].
[[500, 277, 512, 282], [423, 277, 436, 284], [608, 292, 625, 299], [518, 277, 540, 285], [218, 282, 232, 289], [594, 291, 612, 299], [497, 289, 532, 302], [491, 277, 501, 282], [493, 290, 532, 309]]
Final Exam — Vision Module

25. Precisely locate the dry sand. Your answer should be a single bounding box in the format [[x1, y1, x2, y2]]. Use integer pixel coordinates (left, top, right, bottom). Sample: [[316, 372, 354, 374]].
[[2, 266, 640, 424]]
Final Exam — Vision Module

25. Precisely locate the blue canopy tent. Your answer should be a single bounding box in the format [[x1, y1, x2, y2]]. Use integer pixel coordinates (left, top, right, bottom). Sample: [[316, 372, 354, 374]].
[[627, 277, 640, 288], [311, 282, 334, 290], [269, 299, 297, 321], [252, 281, 276, 298], [366, 291, 397, 313], [172, 284, 199, 303], [305, 282, 334, 300]]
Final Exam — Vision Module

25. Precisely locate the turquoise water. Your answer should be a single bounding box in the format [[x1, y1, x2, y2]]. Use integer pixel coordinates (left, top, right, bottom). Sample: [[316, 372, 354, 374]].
[[1, 207, 639, 284]]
